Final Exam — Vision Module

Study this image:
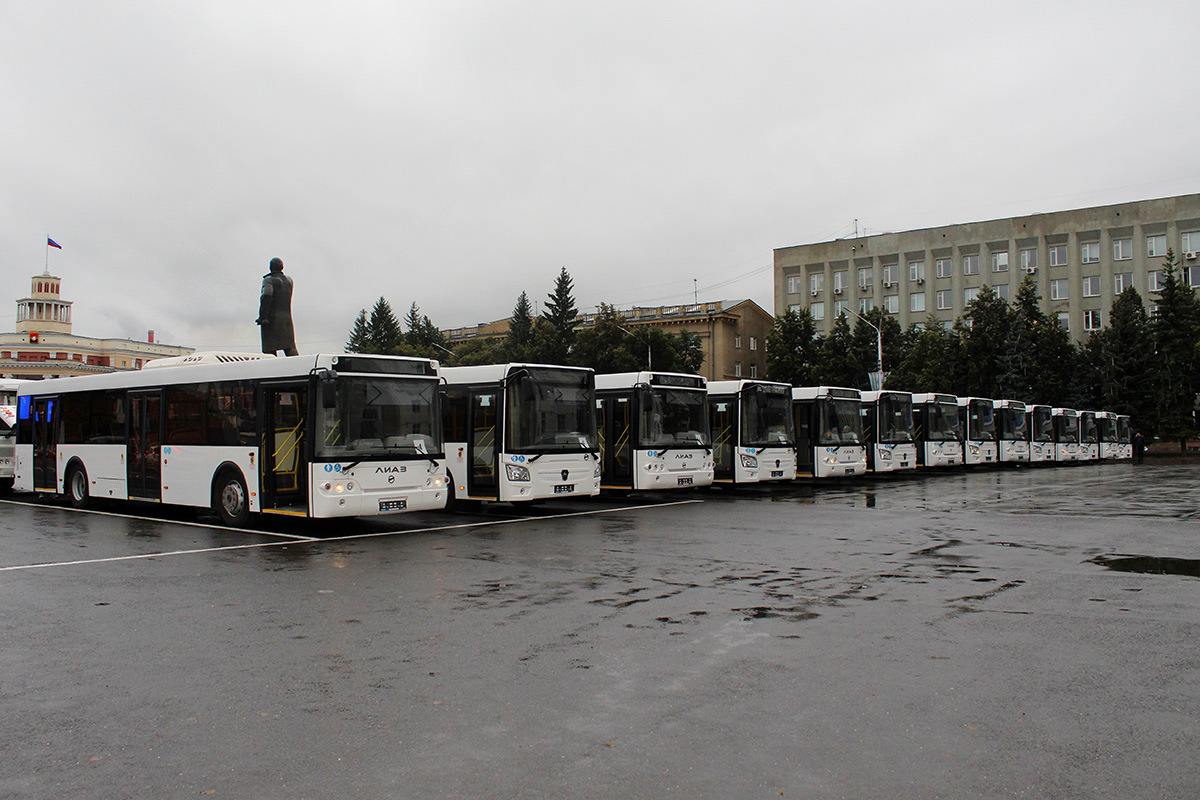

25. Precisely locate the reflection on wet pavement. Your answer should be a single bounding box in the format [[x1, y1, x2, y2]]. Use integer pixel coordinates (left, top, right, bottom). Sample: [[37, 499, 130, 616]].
[[1090, 554, 1200, 577]]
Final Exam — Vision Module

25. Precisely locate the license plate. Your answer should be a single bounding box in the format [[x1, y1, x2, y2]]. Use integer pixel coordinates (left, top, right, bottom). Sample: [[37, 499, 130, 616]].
[[900, 462, 909, 468], [553, 484, 574, 494], [379, 499, 407, 511], [770, 470, 783, 478], [844, 467, 855, 475], [678, 476, 693, 486]]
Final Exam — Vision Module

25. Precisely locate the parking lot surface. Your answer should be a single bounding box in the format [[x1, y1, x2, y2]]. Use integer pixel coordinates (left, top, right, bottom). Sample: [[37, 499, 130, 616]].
[[1, 462, 1198, 799]]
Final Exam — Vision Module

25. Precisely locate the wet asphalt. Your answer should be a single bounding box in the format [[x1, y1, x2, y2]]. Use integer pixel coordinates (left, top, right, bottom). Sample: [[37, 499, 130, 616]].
[[1, 461, 1197, 799]]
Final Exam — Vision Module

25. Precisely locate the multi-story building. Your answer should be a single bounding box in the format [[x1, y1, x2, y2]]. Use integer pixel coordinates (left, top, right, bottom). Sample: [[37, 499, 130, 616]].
[[1, 270, 193, 379], [444, 298, 773, 381], [774, 193, 1200, 342]]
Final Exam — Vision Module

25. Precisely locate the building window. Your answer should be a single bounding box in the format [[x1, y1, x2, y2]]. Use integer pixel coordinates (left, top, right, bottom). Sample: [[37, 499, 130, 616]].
[[749, 336, 757, 351], [883, 295, 899, 314], [936, 289, 952, 310], [858, 267, 873, 289], [787, 275, 803, 295], [1084, 309, 1102, 331], [1183, 232, 1200, 256], [1057, 312, 1070, 330], [833, 270, 848, 292], [991, 251, 1009, 272], [1081, 242, 1100, 264], [834, 300, 849, 318], [1020, 249, 1038, 271], [1049, 245, 1068, 266], [935, 258, 952, 279], [1188, 267, 1200, 288], [1113, 238, 1133, 261], [909, 261, 925, 282], [995, 284, 1010, 301], [810, 273, 824, 294], [1082, 276, 1101, 297], [734, 335, 742, 348], [734, 362, 742, 377], [964, 287, 980, 304], [788, 304, 801, 313], [1114, 272, 1133, 293], [857, 298, 872, 314], [881, 264, 897, 286], [1147, 234, 1167, 257], [749, 363, 758, 378], [962, 254, 979, 275], [1050, 279, 1069, 300], [810, 302, 825, 322], [910, 293, 926, 313], [1148, 270, 1164, 292]]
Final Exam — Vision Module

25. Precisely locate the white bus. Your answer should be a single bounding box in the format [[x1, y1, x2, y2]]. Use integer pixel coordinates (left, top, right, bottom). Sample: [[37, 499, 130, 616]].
[[707, 380, 796, 485], [1026, 404, 1055, 463], [1078, 410, 1100, 461], [1051, 408, 1080, 462], [911, 393, 963, 467], [994, 400, 1030, 464], [1095, 411, 1122, 460], [793, 386, 867, 478], [859, 390, 917, 473], [595, 371, 714, 491], [0, 379, 22, 405], [441, 363, 600, 504], [1115, 414, 1133, 459], [14, 353, 448, 524], [957, 396, 998, 465]]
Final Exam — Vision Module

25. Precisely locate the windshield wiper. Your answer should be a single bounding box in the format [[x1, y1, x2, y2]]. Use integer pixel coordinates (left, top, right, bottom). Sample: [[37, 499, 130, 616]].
[[340, 461, 361, 472], [528, 445, 599, 462]]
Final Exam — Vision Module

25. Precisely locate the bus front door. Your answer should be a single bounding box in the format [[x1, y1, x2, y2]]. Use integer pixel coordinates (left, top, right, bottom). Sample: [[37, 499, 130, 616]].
[[469, 390, 498, 498], [32, 397, 58, 492], [128, 391, 162, 500], [600, 396, 632, 487], [262, 384, 308, 513]]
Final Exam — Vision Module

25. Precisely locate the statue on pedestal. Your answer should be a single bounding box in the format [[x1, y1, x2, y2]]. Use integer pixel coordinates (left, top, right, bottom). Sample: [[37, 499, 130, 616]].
[[256, 257, 298, 356]]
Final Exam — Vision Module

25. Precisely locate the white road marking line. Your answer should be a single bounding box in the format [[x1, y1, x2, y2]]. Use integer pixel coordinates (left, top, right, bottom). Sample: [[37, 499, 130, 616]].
[[0, 499, 704, 572]]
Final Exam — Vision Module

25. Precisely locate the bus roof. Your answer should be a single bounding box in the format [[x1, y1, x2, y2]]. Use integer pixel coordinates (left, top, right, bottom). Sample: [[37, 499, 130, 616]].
[[707, 379, 791, 395], [595, 371, 706, 391], [791, 385, 862, 401], [17, 353, 438, 396], [439, 362, 594, 386], [993, 399, 1027, 411], [910, 392, 958, 404], [860, 389, 911, 403]]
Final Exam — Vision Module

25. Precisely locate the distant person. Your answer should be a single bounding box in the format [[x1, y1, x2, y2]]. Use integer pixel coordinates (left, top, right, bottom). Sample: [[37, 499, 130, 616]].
[[1133, 431, 1145, 464], [256, 257, 298, 356]]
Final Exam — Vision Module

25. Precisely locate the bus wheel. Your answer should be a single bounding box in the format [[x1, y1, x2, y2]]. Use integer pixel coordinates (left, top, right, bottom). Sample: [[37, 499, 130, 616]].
[[214, 470, 250, 527], [66, 464, 89, 509]]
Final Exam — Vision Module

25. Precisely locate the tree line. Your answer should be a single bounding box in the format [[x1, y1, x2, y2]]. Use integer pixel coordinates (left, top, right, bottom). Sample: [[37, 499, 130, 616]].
[[345, 267, 705, 376], [766, 250, 1200, 448]]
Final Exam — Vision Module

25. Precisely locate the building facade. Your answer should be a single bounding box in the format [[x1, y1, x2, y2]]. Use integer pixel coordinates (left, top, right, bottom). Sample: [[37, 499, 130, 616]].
[[774, 193, 1200, 342], [444, 299, 774, 381], [1, 271, 194, 379]]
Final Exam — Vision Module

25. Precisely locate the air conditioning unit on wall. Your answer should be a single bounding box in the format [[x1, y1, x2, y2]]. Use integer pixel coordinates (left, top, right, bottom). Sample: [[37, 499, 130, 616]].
[[1187, 251, 1198, 260], [811, 289, 819, 297]]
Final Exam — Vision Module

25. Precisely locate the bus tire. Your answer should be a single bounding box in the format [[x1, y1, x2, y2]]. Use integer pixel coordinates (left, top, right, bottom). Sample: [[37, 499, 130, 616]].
[[66, 463, 90, 509], [214, 469, 250, 527]]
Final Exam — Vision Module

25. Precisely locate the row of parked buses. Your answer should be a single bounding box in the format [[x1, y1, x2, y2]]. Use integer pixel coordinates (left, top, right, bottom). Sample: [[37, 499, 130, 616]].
[[7, 353, 1132, 526]]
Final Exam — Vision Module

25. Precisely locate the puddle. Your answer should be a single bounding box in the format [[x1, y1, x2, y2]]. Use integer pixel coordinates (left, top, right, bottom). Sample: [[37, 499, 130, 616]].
[[1090, 555, 1200, 578]]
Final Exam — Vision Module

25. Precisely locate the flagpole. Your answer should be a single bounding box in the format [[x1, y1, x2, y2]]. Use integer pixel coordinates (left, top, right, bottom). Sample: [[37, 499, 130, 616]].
[[45, 234, 49, 274]]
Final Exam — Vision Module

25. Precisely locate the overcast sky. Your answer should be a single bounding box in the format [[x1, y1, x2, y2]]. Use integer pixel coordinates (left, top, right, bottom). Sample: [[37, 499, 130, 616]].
[[4, 1, 1199, 353]]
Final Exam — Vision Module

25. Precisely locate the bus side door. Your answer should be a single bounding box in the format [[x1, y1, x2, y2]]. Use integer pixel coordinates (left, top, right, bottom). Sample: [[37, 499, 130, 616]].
[[127, 390, 163, 500], [261, 383, 309, 512], [32, 396, 59, 492], [599, 395, 632, 487], [711, 400, 733, 481], [468, 390, 498, 498]]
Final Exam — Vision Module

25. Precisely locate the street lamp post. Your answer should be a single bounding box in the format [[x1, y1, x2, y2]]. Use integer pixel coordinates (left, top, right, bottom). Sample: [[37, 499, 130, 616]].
[[616, 325, 652, 371], [842, 305, 883, 389]]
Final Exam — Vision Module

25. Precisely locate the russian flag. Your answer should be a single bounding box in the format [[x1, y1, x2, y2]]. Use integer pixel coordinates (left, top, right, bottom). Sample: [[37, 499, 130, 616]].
[[47, 238, 62, 249]]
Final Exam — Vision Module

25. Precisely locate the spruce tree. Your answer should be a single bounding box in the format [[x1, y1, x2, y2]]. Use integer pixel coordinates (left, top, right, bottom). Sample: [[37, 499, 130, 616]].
[[539, 267, 578, 364], [1150, 250, 1200, 449], [506, 291, 535, 361], [765, 309, 820, 386], [346, 309, 370, 353], [367, 297, 403, 354]]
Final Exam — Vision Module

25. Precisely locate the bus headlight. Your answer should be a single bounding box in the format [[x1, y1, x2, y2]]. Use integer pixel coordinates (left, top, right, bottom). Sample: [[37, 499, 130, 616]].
[[968, 444, 980, 455], [879, 449, 892, 461], [505, 463, 531, 482], [739, 454, 758, 469], [593, 464, 601, 478]]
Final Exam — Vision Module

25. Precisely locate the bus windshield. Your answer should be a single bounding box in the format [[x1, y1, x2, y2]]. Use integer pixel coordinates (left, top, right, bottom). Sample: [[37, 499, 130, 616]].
[[926, 401, 961, 442], [317, 376, 443, 459], [877, 394, 913, 443], [1032, 409, 1054, 442], [1080, 415, 1098, 443], [818, 399, 863, 445], [999, 407, 1027, 440], [639, 387, 710, 449], [1116, 417, 1131, 443], [506, 367, 597, 452], [741, 386, 794, 448], [1098, 418, 1118, 443], [1056, 415, 1078, 440], [968, 401, 996, 441]]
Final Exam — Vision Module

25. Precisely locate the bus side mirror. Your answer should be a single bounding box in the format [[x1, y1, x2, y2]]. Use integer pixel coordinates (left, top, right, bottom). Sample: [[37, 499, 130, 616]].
[[319, 371, 338, 409]]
